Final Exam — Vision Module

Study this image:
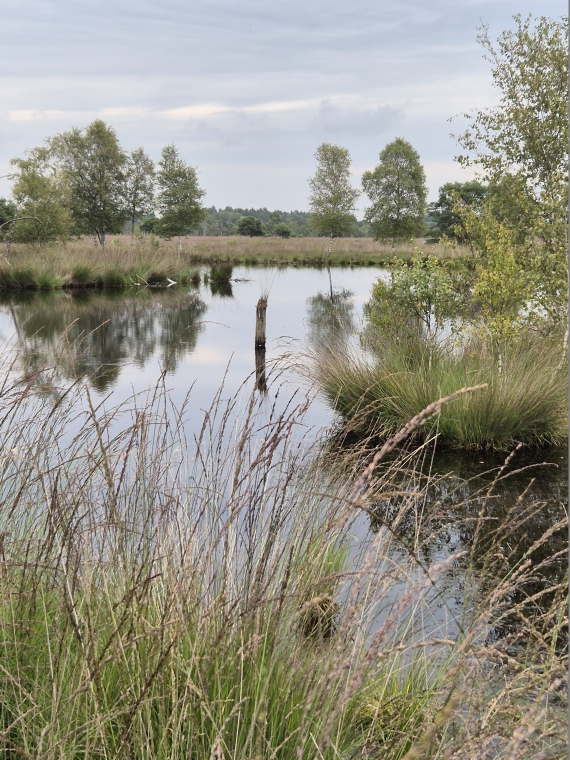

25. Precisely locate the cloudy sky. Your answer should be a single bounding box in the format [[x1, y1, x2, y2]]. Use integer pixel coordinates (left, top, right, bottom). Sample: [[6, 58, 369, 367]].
[[1, 0, 565, 214]]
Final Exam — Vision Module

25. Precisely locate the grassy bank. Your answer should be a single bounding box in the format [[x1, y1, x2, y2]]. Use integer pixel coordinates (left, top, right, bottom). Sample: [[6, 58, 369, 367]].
[[0, 355, 565, 758], [0, 237, 466, 291], [308, 332, 568, 450]]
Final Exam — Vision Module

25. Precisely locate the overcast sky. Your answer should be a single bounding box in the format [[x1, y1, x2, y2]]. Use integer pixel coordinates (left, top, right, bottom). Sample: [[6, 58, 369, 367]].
[[1, 0, 565, 214]]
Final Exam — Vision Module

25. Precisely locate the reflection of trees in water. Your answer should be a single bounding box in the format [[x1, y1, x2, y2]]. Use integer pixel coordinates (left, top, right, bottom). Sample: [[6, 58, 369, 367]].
[[366, 445, 567, 641], [306, 283, 354, 349], [4, 288, 207, 391]]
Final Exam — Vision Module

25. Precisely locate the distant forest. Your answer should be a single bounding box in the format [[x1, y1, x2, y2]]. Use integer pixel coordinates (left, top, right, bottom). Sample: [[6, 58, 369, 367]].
[[193, 207, 373, 237]]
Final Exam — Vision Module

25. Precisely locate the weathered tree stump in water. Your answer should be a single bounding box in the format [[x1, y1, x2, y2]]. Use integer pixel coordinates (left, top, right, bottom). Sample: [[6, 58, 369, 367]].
[[255, 346, 267, 391], [255, 298, 267, 347]]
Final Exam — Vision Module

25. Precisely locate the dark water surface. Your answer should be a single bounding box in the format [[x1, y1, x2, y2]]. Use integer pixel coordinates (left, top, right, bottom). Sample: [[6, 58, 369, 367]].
[[0, 266, 565, 639]]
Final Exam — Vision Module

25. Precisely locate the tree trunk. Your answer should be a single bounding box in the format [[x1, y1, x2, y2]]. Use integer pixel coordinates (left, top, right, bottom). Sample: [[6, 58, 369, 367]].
[[6, 218, 16, 257], [327, 232, 333, 257], [101, 231, 106, 251], [255, 298, 267, 347], [131, 216, 135, 250], [178, 236, 182, 253]]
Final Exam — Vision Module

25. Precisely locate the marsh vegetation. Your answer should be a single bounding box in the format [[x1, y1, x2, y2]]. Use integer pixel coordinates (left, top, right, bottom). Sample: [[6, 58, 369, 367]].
[[0, 353, 565, 759], [0, 12, 566, 758], [0, 237, 461, 292]]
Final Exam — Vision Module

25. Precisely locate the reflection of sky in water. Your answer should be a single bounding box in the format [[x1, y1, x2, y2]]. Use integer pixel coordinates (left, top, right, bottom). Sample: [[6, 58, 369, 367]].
[[0, 266, 380, 441]]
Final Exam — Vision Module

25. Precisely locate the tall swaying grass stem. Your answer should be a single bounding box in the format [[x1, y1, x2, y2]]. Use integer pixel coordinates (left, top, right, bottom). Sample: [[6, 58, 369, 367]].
[[0, 350, 564, 758]]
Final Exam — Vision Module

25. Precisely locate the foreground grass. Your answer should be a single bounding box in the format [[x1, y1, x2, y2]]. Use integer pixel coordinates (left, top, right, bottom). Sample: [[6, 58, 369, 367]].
[[0, 237, 466, 290], [307, 331, 568, 450], [0, 348, 564, 758]]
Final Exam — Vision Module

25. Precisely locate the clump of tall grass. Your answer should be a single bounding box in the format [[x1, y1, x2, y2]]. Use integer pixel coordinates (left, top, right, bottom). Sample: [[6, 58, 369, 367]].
[[0, 240, 206, 291], [308, 329, 568, 450], [0, 352, 565, 757], [210, 262, 233, 281], [209, 264, 234, 297]]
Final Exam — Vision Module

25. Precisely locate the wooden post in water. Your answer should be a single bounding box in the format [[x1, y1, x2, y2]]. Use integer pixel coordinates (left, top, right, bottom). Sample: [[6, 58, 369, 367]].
[[255, 346, 267, 391], [255, 298, 267, 348], [255, 297, 267, 391]]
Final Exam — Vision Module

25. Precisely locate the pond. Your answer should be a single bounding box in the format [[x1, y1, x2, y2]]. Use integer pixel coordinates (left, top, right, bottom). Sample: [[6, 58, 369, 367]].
[[0, 265, 565, 640], [0, 266, 372, 431]]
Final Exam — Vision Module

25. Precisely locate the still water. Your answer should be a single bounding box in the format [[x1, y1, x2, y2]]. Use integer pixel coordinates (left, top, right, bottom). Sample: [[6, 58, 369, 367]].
[[0, 266, 374, 432], [0, 266, 565, 638]]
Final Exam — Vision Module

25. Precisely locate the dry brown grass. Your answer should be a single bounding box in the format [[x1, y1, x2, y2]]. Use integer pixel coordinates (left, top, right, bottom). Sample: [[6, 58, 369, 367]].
[[127, 234, 464, 264], [4, 235, 465, 279], [0, 236, 466, 290]]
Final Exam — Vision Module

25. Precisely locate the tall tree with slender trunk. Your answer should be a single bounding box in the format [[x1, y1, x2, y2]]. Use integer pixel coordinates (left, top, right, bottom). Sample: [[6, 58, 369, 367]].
[[155, 145, 206, 252], [50, 120, 127, 250], [362, 138, 427, 248], [122, 148, 155, 249], [308, 143, 359, 242]]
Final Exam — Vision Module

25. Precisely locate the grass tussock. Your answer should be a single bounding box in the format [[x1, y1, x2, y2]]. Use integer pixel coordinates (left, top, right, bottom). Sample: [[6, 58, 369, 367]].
[[0, 237, 467, 291], [307, 331, 568, 450], [0, 351, 565, 758], [209, 262, 234, 282]]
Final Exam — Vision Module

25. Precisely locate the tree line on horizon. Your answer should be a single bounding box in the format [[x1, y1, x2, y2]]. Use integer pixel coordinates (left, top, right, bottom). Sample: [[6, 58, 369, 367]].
[[0, 124, 483, 248], [0, 14, 565, 256]]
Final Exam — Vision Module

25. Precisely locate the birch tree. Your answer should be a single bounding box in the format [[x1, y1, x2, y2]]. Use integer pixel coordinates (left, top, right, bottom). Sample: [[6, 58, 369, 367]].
[[362, 138, 427, 247], [123, 148, 155, 249], [155, 145, 206, 252], [10, 146, 74, 246], [308, 143, 359, 240], [50, 120, 127, 250]]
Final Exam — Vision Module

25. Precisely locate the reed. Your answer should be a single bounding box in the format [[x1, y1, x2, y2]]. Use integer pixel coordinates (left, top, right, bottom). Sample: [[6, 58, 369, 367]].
[[0, 353, 564, 758]]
